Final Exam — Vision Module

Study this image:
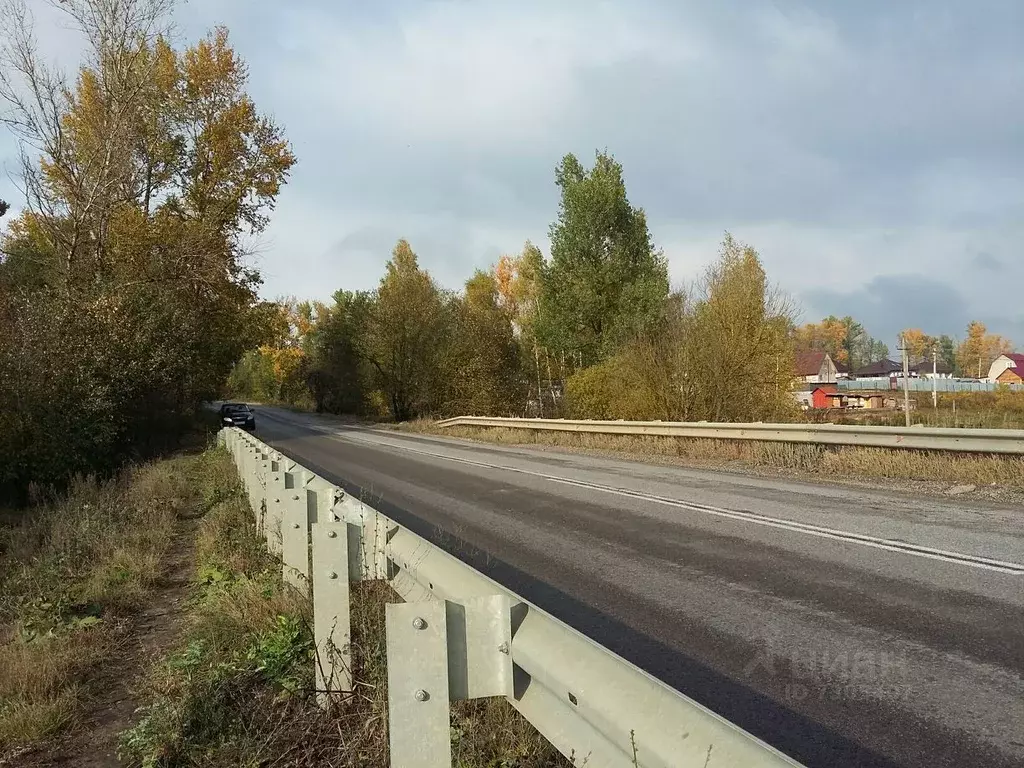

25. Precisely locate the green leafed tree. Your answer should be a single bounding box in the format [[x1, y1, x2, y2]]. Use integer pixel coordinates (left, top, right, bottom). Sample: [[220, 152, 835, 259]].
[[540, 151, 668, 365], [442, 270, 523, 416], [863, 337, 890, 365], [305, 290, 375, 414], [358, 239, 449, 421], [937, 334, 958, 375]]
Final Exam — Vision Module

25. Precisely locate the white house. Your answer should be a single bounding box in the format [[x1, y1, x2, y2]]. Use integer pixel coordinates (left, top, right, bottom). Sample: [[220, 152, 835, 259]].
[[987, 354, 1024, 383]]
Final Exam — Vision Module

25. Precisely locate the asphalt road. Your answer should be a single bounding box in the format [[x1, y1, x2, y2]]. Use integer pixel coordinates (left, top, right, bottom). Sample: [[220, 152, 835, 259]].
[[253, 407, 1024, 768]]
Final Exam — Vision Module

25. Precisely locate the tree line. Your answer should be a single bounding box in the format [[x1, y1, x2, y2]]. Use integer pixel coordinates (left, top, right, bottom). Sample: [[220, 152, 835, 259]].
[[793, 317, 1012, 377], [232, 145, 1017, 423], [899, 323, 1012, 378], [0, 0, 292, 502], [229, 152, 800, 423]]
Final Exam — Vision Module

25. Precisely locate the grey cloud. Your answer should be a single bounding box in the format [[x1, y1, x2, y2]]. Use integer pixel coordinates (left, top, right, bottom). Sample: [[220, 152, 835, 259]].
[[6, 0, 1021, 323], [330, 225, 397, 257], [214, 0, 1024, 312], [802, 274, 1022, 348], [973, 252, 1004, 272], [220, 0, 1024, 238], [318, 217, 519, 295], [567, 1, 1024, 229]]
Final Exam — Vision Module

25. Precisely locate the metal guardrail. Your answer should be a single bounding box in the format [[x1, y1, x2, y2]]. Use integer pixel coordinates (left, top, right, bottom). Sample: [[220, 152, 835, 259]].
[[218, 427, 803, 768], [435, 416, 1024, 455]]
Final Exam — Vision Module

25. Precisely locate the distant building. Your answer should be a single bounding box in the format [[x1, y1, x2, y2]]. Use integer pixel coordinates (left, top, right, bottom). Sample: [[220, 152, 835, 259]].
[[988, 353, 1024, 384], [850, 359, 903, 378], [909, 359, 953, 379], [794, 351, 846, 384], [795, 385, 898, 410]]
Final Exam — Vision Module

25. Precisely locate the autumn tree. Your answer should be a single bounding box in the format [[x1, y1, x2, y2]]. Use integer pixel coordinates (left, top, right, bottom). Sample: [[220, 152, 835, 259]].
[[567, 234, 796, 423], [496, 242, 544, 338], [231, 299, 316, 405], [684, 234, 796, 421], [301, 254, 526, 420], [793, 315, 887, 369], [793, 317, 850, 364], [443, 270, 523, 415], [540, 151, 668, 366], [900, 328, 937, 361], [0, 0, 294, 498], [357, 240, 449, 421], [956, 321, 1012, 379], [566, 292, 687, 421], [496, 241, 551, 413]]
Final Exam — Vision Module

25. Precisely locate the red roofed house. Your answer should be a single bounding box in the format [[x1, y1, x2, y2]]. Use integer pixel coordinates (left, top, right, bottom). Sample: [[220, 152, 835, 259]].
[[794, 351, 846, 384], [988, 353, 1024, 384]]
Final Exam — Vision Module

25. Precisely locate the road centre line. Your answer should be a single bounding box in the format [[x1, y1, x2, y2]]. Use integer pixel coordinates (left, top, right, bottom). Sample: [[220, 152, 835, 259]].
[[329, 430, 1024, 576], [258, 412, 1023, 576]]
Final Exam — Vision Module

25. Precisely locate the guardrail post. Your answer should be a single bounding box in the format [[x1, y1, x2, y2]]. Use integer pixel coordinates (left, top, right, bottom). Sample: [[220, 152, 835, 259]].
[[252, 448, 270, 535], [304, 476, 329, 524], [386, 601, 451, 768], [245, 444, 262, 524], [312, 520, 352, 704], [383, 596, 511, 767], [281, 467, 310, 593], [265, 458, 285, 556]]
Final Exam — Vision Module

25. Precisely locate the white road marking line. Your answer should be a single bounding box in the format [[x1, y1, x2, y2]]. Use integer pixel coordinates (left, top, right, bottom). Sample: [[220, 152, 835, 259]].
[[271, 414, 1024, 576]]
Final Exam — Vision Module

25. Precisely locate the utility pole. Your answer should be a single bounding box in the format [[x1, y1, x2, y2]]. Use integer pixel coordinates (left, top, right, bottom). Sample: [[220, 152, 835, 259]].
[[932, 345, 938, 410], [900, 334, 911, 427]]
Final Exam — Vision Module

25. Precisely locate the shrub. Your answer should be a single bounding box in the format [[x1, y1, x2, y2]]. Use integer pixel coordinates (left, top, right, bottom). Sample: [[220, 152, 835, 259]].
[[565, 352, 668, 420]]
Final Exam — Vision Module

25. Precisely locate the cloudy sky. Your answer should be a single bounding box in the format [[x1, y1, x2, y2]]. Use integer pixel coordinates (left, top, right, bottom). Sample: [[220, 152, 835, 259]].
[[2, 0, 1022, 348]]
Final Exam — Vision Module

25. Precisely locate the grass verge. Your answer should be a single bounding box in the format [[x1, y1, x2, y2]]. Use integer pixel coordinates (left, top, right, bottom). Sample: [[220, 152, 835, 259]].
[[0, 450, 224, 756], [120, 447, 567, 767], [403, 423, 1024, 488], [817, 391, 1024, 430]]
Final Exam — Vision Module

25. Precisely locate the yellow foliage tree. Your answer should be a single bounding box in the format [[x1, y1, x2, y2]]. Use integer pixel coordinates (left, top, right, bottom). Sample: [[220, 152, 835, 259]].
[[793, 317, 852, 365], [957, 321, 1013, 379], [0, 0, 295, 493], [900, 328, 937, 360], [495, 242, 549, 412]]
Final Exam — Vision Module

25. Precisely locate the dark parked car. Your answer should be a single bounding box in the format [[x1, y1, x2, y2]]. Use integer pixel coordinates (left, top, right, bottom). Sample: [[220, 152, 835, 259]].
[[219, 402, 256, 431]]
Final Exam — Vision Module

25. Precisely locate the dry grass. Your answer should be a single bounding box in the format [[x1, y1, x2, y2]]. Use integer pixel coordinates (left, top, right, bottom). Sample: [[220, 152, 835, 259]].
[[406, 423, 1024, 488], [0, 636, 105, 747], [117, 465, 315, 767], [120, 444, 568, 768], [808, 391, 1024, 430], [821, 447, 1024, 485], [0, 449, 224, 755]]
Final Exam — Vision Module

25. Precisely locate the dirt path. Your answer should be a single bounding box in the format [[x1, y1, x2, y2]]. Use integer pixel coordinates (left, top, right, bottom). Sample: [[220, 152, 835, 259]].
[[24, 517, 199, 768]]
